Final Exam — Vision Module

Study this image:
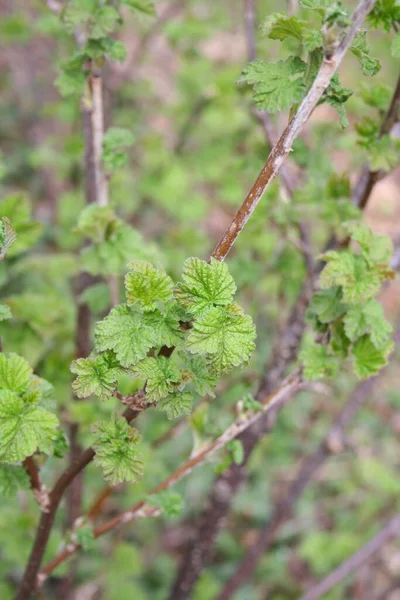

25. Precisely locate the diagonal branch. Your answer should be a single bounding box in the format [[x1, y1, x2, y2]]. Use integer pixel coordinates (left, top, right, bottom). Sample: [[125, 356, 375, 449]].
[[211, 0, 378, 261], [298, 514, 400, 600]]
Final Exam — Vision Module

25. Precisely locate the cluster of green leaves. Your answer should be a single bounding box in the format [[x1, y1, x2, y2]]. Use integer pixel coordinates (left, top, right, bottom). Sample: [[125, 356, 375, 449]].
[[240, 1, 382, 127], [71, 253, 256, 482], [0, 353, 60, 493], [301, 222, 395, 380], [56, 0, 154, 97]]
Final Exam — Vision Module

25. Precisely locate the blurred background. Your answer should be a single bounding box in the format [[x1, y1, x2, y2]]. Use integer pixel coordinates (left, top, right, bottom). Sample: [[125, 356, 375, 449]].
[[0, 1, 400, 599]]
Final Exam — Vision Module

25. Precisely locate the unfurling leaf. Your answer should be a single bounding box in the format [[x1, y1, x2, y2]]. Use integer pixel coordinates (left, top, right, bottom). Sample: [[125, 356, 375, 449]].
[[352, 335, 393, 379], [133, 356, 182, 402], [125, 262, 174, 312], [71, 353, 121, 400], [92, 417, 143, 485]]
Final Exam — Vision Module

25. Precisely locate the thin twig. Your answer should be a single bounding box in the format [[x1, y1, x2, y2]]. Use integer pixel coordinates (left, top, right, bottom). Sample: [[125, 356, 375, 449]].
[[38, 371, 304, 583], [211, 0, 377, 261], [298, 514, 400, 600]]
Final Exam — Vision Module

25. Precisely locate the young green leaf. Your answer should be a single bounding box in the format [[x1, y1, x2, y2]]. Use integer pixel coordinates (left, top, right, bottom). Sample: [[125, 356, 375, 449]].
[[95, 304, 155, 367], [125, 262, 174, 312], [267, 16, 307, 41], [351, 31, 381, 76], [227, 439, 244, 465], [142, 307, 184, 348], [175, 257, 236, 317], [92, 417, 144, 485], [183, 355, 217, 397], [102, 127, 135, 172], [133, 356, 182, 402], [344, 299, 393, 349], [90, 6, 120, 40], [300, 341, 339, 380], [352, 335, 393, 379], [158, 391, 193, 420], [0, 354, 32, 394], [186, 305, 256, 374], [320, 251, 381, 304], [77, 205, 116, 244], [75, 525, 95, 551], [323, 74, 353, 128], [71, 353, 120, 400], [0, 390, 59, 462], [121, 0, 156, 17], [148, 490, 184, 518], [239, 57, 306, 113], [308, 287, 347, 324]]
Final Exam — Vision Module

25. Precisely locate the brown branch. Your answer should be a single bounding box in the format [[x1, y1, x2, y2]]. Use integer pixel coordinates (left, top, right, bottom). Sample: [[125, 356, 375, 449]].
[[23, 457, 50, 513], [352, 73, 400, 209], [211, 0, 377, 261], [38, 371, 304, 583], [298, 514, 400, 600]]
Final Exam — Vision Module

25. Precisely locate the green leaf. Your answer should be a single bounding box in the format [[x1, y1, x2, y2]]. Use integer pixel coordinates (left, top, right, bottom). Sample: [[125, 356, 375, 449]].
[[0, 304, 12, 321], [344, 300, 393, 349], [352, 335, 393, 379], [77, 205, 116, 243], [76, 525, 95, 551], [351, 31, 381, 76], [148, 490, 184, 518], [183, 355, 217, 397], [299, 0, 332, 15], [309, 287, 347, 324], [242, 394, 262, 412], [302, 27, 323, 51], [158, 391, 193, 420], [175, 257, 236, 317], [227, 439, 244, 465], [55, 69, 86, 97], [186, 305, 256, 374], [95, 304, 155, 367], [300, 341, 339, 380], [320, 251, 381, 304], [0, 354, 32, 394], [368, 0, 400, 32], [0, 464, 30, 497], [344, 222, 394, 266], [239, 57, 306, 113], [323, 74, 353, 128], [367, 136, 400, 172], [0, 390, 59, 462], [392, 32, 400, 57], [90, 6, 120, 40], [102, 127, 135, 172], [142, 307, 184, 348], [92, 417, 143, 485], [71, 353, 121, 400], [125, 262, 174, 312], [121, 0, 156, 16], [133, 356, 182, 401], [84, 38, 127, 62], [61, 0, 95, 33], [267, 16, 307, 41]]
